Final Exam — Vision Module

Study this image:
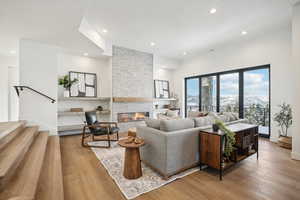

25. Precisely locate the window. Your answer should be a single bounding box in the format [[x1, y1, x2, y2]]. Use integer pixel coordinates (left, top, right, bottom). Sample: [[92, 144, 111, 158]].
[[184, 65, 270, 137], [186, 78, 200, 112], [220, 73, 239, 115]]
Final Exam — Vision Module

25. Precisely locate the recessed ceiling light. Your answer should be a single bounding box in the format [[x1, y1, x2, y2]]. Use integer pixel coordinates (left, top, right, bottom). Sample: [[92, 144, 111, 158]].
[[10, 50, 16, 54], [83, 53, 89, 56], [241, 31, 248, 35], [210, 8, 217, 14], [102, 29, 108, 33], [183, 52, 187, 56], [150, 42, 156, 46]]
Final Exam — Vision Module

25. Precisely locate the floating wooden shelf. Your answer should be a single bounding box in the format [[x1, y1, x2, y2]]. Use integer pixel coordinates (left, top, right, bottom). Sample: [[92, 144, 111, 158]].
[[113, 97, 153, 103], [58, 97, 111, 101], [154, 98, 177, 101], [57, 110, 110, 116]]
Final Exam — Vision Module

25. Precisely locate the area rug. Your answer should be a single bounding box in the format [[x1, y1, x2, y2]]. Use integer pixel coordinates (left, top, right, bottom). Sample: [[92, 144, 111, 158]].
[[90, 141, 199, 199]]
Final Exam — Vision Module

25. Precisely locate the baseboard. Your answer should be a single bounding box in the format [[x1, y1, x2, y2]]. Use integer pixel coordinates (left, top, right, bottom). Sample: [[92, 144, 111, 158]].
[[291, 151, 300, 161], [270, 136, 278, 143]]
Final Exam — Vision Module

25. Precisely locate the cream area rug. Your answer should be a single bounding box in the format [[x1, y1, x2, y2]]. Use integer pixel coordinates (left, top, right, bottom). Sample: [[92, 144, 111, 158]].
[[90, 141, 199, 199]]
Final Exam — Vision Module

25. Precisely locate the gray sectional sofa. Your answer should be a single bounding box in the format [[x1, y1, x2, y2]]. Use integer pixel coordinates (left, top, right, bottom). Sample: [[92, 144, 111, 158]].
[[136, 113, 247, 179]]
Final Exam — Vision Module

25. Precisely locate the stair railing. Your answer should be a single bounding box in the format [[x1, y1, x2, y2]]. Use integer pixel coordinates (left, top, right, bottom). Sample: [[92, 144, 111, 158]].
[[14, 86, 56, 103]]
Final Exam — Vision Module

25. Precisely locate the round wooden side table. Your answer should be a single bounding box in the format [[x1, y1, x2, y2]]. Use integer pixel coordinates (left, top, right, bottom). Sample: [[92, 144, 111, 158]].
[[118, 138, 145, 179]]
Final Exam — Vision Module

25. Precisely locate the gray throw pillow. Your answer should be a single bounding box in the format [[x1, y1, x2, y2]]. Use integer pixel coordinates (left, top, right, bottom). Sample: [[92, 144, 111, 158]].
[[145, 119, 160, 129], [160, 118, 195, 132], [166, 110, 179, 117], [194, 116, 214, 127]]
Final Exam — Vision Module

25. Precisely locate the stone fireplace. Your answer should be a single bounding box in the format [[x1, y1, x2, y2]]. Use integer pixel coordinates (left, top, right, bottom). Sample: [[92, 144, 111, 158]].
[[118, 112, 150, 123], [112, 46, 153, 132]]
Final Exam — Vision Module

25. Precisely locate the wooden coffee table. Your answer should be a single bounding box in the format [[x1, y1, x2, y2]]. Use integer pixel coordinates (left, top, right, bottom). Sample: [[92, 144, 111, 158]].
[[118, 138, 145, 179]]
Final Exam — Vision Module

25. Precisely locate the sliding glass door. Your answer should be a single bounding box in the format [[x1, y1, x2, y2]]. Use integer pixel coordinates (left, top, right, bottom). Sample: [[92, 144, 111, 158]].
[[243, 68, 270, 136], [219, 73, 239, 115], [185, 65, 270, 137]]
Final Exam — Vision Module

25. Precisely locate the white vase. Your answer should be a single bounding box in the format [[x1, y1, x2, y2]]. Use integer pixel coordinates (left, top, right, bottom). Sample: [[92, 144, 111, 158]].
[[63, 90, 70, 97]]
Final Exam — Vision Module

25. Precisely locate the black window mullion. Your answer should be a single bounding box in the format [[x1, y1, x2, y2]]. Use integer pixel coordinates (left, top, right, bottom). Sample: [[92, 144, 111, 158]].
[[199, 77, 202, 111], [216, 75, 220, 113], [184, 78, 187, 117], [239, 71, 244, 119]]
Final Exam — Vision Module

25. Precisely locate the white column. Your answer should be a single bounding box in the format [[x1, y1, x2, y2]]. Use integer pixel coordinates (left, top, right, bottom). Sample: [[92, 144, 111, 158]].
[[292, 2, 300, 160]]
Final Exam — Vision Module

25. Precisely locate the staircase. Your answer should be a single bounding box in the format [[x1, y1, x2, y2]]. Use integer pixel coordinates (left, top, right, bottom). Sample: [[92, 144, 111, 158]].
[[0, 121, 64, 200]]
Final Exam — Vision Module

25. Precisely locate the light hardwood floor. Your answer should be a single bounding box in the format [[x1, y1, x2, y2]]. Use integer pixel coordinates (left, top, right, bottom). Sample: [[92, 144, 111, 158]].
[[60, 135, 300, 200]]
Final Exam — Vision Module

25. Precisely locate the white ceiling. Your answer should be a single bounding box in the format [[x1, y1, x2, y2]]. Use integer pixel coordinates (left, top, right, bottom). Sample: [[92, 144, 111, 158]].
[[0, 0, 296, 59]]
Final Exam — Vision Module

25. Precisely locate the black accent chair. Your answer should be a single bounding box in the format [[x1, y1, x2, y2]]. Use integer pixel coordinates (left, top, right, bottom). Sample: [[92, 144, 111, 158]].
[[81, 111, 119, 148]]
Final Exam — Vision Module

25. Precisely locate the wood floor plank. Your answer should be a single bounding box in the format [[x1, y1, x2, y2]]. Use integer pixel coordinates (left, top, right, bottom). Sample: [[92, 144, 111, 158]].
[[0, 132, 48, 200], [0, 121, 26, 152], [0, 126, 38, 191], [60, 135, 300, 200], [36, 136, 64, 200]]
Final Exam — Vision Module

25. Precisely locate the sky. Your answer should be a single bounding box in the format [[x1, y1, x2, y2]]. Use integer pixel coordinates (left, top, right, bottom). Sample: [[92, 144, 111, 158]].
[[187, 68, 269, 102]]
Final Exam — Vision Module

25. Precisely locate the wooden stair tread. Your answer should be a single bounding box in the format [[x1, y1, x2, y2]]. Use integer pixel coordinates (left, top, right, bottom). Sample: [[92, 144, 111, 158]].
[[0, 121, 26, 152], [36, 136, 64, 200], [0, 126, 39, 191], [0, 132, 49, 200]]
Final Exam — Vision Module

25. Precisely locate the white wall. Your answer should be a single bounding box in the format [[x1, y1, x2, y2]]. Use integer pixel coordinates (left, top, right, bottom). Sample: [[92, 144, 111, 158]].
[[57, 53, 112, 130], [0, 55, 18, 122], [8, 66, 19, 121], [173, 26, 293, 142], [57, 53, 111, 98], [19, 40, 58, 134], [153, 55, 180, 94], [291, 2, 300, 160]]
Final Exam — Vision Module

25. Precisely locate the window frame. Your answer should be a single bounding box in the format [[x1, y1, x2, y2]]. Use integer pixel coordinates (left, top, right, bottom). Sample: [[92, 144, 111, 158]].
[[184, 64, 271, 137]]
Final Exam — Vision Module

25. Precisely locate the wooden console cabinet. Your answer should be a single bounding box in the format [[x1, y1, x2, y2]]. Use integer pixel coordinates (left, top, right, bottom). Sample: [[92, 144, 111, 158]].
[[199, 123, 259, 180]]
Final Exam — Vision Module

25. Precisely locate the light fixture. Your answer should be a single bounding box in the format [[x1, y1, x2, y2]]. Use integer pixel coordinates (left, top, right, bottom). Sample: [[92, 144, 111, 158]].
[[241, 31, 248, 35], [210, 8, 217, 14], [10, 50, 16, 54], [102, 29, 108, 33], [83, 53, 89, 56], [183, 52, 187, 56], [150, 42, 156, 46]]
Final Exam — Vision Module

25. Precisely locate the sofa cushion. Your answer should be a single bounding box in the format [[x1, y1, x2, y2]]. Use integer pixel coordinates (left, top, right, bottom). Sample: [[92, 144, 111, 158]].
[[145, 119, 161, 129], [160, 118, 195, 132], [194, 116, 214, 127]]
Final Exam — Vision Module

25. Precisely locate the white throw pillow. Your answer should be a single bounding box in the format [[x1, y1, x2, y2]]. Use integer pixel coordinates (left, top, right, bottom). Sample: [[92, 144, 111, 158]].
[[166, 110, 179, 117]]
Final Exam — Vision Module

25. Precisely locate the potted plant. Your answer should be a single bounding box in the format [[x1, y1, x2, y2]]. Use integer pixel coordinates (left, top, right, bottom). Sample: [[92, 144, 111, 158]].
[[214, 120, 236, 161], [274, 103, 293, 149], [58, 75, 78, 97]]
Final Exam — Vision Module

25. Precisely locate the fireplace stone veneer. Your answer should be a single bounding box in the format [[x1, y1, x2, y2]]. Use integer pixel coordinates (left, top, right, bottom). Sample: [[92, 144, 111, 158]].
[[112, 46, 153, 132]]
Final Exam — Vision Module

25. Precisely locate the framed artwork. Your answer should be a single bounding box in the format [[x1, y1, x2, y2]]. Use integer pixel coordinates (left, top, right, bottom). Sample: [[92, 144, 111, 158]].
[[154, 80, 170, 99], [69, 71, 97, 97]]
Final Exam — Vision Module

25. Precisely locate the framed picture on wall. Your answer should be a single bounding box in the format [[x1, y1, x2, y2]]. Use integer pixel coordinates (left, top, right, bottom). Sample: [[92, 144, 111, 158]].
[[69, 71, 97, 97], [154, 80, 170, 99]]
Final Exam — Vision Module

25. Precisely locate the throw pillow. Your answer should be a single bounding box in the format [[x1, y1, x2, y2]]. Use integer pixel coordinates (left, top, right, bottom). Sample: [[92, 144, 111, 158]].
[[194, 116, 214, 127], [208, 112, 221, 122], [197, 112, 209, 117], [166, 110, 179, 117]]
